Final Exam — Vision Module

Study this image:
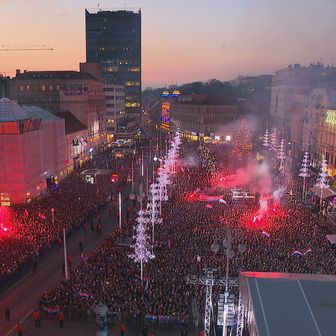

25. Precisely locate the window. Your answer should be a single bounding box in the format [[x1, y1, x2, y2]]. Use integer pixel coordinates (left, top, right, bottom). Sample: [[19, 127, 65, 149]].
[[49, 85, 53, 91], [106, 96, 115, 100], [104, 88, 115, 92], [42, 85, 46, 91], [106, 104, 115, 108], [26, 84, 31, 91], [19, 85, 24, 91], [125, 102, 140, 108], [125, 81, 140, 86]]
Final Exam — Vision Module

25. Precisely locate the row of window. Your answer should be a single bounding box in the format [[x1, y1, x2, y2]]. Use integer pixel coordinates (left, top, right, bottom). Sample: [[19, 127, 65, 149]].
[[19, 84, 60, 92], [106, 103, 125, 108], [104, 87, 125, 92], [19, 95, 57, 103], [105, 95, 124, 100], [319, 131, 336, 146], [317, 150, 336, 166], [204, 116, 236, 124]]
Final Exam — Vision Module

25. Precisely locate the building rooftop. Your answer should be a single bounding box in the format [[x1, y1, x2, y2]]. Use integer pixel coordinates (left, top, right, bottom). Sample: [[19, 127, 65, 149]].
[[22, 106, 61, 121], [0, 98, 29, 122], [241, 272, 336, 336], [85, 8, 141, 14], [15, 70, 99, 81], [55, 111, 87, 134], [177, 94, 237, 106]]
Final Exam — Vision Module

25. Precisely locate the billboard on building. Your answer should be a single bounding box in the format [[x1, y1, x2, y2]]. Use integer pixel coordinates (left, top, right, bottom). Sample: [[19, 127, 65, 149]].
[[161, 102, 171, 129]]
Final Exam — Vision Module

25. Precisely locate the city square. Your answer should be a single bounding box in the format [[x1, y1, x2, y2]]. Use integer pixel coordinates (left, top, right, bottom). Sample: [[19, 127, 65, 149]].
[[1, 2, 336, 336]]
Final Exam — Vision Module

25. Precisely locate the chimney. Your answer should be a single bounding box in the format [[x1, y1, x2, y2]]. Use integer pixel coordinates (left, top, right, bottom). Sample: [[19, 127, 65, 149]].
[[16, 69, 20, 76]]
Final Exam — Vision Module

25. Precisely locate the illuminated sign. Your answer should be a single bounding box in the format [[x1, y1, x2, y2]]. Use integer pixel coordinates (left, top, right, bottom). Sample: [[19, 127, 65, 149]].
[[161, 102, 171, 129], [326, 110, 336, 125], [171, 90, 181, 97], [0, 194, 10, 207], [161, 90, 169, 98]]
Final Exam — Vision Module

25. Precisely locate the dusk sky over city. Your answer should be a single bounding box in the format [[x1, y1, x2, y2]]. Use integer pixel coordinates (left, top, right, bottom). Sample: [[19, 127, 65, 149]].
[[1, 0, 336, 87], [3, 0, 336, 334]]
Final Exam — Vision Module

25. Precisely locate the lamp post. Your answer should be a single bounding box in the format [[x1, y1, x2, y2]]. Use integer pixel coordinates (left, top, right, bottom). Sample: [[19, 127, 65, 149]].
[[141, 148, 144, 177], [212, 230, 246, 336], [129, 183, 145, 210], [63, 228, 69, 281], [51, 208, 55, 225], [131, 159, 134, 192], [119, 192, 122, 231]]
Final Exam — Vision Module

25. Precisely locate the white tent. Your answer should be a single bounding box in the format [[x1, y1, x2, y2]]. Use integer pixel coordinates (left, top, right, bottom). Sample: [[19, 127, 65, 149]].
[[309, 186, 336, 199]]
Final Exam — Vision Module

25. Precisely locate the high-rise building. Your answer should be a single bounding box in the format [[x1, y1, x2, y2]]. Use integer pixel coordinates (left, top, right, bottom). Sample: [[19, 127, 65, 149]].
[[85, 8, 141, 124]]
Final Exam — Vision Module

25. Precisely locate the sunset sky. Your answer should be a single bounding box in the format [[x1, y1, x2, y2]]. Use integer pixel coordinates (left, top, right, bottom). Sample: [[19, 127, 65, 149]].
[[0, 0, 335, 87]]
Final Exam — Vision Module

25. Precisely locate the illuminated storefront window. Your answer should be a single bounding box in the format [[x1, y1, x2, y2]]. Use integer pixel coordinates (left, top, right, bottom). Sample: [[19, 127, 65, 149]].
[[326, 110, 336, 125], [125, 102, 140, 108], [125, 81, 140, 86]]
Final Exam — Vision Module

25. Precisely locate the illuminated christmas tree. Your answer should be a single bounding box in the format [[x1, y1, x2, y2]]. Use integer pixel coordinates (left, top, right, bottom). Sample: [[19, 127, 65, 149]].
[[232, 118, 253, 160]]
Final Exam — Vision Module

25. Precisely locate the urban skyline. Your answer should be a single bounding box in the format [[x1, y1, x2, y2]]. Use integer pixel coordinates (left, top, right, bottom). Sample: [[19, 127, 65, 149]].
[[1, 0, 336, 87]]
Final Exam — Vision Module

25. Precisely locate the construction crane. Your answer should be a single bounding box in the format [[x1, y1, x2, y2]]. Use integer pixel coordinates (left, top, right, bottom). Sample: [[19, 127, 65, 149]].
[[0, 45, 53, 51]]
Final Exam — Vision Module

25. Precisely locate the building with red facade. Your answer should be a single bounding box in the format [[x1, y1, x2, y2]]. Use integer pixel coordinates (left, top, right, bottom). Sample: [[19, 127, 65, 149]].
[[0, 98, 66, 204]]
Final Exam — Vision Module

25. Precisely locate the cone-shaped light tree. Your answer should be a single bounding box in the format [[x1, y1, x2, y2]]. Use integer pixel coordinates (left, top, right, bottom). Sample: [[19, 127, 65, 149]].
[[129, 209, 154, 282], [299, 152, 310, 200], [263, 129, 270, 147], [315, 159, 329, 210], [232, 119, 253, 160], [277, 139, 286, 172]]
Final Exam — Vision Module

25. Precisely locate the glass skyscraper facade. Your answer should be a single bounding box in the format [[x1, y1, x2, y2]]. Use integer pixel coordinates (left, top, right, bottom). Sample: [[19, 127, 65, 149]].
[[85, 8, 141, 118]]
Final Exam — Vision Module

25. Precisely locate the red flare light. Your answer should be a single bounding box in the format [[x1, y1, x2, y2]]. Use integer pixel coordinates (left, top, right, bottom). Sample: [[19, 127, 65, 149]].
[[0, 206, 14, 239]]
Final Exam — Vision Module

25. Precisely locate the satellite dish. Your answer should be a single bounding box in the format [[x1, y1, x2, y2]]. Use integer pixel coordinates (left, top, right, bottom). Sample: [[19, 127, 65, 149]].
[[129, 193, 135, 200], [227, 250, 235, 259]]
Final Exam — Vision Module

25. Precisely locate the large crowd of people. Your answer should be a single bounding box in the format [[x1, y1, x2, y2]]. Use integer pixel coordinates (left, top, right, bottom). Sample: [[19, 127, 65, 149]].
[[39, 141, 336, 324], [0, 148, 132, 285]]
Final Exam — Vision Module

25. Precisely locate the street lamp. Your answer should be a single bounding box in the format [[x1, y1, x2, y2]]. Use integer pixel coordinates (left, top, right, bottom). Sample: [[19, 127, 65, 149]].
[[129, 183, 146, 210], [211, 230, 246, 336]]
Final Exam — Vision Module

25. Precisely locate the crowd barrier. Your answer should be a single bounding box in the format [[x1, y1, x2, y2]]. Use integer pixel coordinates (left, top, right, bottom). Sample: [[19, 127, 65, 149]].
[[40, 306, 188, 329]]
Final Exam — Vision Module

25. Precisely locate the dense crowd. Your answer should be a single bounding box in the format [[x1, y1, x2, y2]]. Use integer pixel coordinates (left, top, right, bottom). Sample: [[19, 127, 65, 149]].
[[39, 141, 336, 322], [0, 148, 132, 285]]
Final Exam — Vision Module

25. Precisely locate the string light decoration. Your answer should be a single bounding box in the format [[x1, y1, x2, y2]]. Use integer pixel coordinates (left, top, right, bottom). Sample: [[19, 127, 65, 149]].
[[146, 183, 162, 244], [263, 129, 270, 147], [299, 152, 310, 200], [269, 131, 277, 151], [232, 118, 253, 160], [129, 209, 154, 282], [277, 139, 286, 172], [315, 159, 330, 210]]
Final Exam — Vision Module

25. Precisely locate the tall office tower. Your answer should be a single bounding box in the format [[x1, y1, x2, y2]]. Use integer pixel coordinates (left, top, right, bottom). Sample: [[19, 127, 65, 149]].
[[85, 8, 141, 126]]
